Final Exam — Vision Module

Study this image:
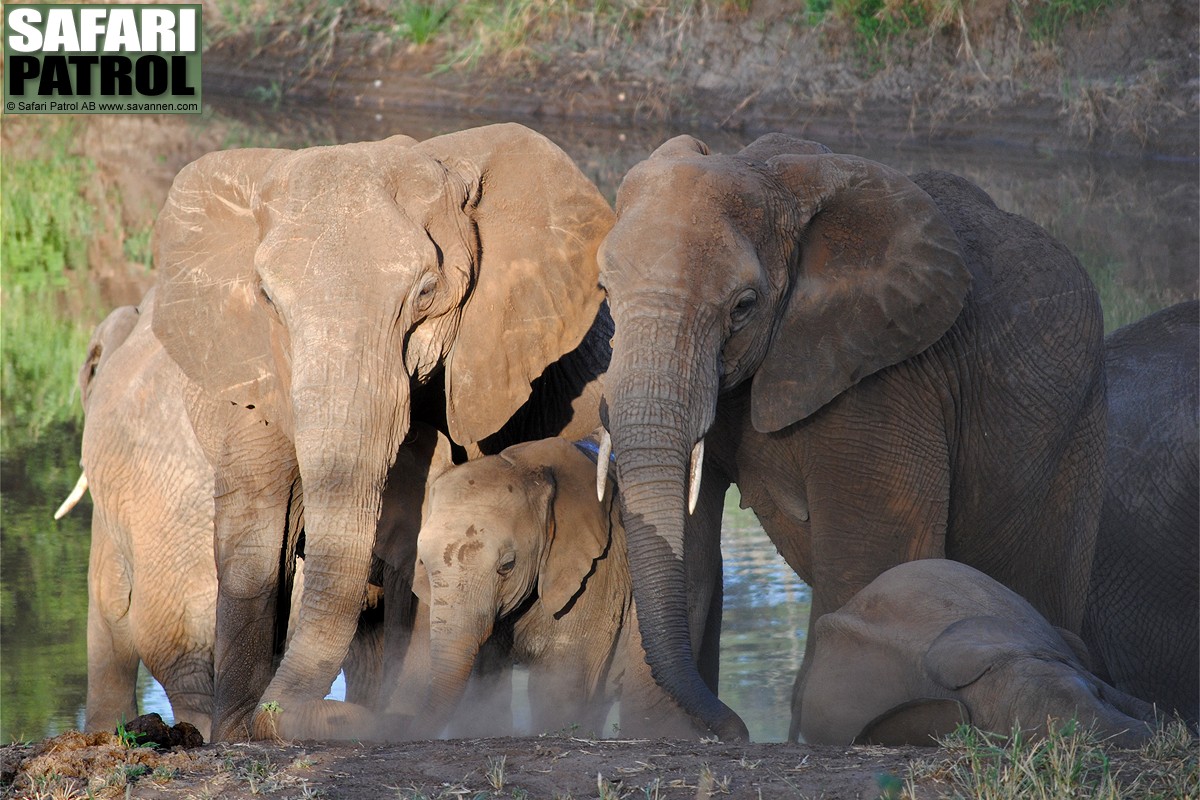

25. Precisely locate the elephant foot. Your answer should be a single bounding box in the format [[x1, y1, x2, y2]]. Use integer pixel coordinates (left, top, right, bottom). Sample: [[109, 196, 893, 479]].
[[251, 698, 376, 741]]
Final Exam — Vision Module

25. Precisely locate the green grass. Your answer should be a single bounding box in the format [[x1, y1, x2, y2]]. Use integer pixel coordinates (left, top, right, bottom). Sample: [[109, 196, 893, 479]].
[[1, 120, 93, 291], [901, 719, 1199, 799], [1025, 0, 1118, 43]]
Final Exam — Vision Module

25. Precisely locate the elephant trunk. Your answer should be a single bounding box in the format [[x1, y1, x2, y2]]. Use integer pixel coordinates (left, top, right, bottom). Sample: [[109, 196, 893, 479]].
[[260, 321, 411, 732], [604, 314, 748, 740], [418, 594, 494, 738]]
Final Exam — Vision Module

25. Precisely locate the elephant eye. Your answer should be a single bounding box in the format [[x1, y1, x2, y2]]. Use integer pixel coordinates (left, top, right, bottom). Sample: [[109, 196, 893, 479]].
[[258, 282, 279, 315], [497, 555, 516, 576], [415, 276, 439, 313], [730, 289, 758, 329]]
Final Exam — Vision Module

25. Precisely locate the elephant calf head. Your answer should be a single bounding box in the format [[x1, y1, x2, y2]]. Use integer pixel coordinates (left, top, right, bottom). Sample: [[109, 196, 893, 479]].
[[794, 559, 1159, 747]]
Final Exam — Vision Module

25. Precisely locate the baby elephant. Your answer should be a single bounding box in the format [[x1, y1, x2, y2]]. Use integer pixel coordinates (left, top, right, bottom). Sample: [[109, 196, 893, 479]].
[[793, 559, 1159, 747], [407, 436, 700, 739]]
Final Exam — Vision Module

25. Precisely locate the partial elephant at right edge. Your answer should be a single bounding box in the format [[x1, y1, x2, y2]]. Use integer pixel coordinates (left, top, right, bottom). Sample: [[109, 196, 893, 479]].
[[1085, 299, 1199, 727], [387, 435, 706, 741]]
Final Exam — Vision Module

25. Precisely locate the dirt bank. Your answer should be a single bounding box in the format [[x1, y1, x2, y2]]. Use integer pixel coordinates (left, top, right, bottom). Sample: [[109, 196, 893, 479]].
[[200, 0, 1199, 158]]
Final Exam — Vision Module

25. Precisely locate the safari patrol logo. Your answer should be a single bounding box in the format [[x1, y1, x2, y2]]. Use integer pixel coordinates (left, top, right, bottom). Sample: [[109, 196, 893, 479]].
[[4, 4, 201, 114]]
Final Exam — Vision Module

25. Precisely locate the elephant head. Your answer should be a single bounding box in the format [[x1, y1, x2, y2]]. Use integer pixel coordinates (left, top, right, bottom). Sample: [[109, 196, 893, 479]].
[[150, 124, 612, 739], [54, 301, 142, 520], [410, 437, 616, 737], [596, 134, 969, 738], [796, 559, 1159, 748]]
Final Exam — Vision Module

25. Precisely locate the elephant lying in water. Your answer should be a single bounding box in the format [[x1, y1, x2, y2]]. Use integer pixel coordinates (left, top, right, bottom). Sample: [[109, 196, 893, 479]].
[[395, 435, 702, 740], [793, 559, 1159, 747]]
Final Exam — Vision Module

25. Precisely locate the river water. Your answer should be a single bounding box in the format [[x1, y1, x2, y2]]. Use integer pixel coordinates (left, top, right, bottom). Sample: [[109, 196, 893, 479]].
[[1, 97, 1195, 744]]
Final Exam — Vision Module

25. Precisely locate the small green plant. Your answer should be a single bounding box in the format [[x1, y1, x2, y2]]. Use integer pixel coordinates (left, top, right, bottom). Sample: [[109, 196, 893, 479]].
[[391, 1, 452, 44], [596, 772, 622, 800], [486, 754, 506, 790], [115, 717, 157, 749]]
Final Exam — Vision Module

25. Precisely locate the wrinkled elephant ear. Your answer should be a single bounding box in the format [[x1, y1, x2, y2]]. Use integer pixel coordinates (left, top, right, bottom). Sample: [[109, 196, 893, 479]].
[[925, 616, 1062, 690], [416, 124, 612, 445], [151, 148, 292, 419], [79, 303, 139, 408], [750, 154, 971, 433], [503, 438, 611, 616]]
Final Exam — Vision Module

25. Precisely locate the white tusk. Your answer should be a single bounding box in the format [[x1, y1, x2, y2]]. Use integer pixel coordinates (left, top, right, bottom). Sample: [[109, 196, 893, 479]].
[[54, 472, 89, 520], [687, 438, 704, 515], [596, 428, 612, 501]]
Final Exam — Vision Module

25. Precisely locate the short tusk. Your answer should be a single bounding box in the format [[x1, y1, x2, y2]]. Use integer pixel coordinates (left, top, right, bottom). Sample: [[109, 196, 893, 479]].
[[687, 438, 704, 515], [596, 428, 612, 502], [54, 472, 89, 520]]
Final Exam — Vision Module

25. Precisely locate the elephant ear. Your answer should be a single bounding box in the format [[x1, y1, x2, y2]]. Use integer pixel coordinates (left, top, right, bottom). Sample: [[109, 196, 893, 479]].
[[853, 698, 970, 746], [750, 154, 971, 433], [416, 124, 612, 446], [79, 303, 139, 409], [648, 134, 710, 159], [736, 132, 831, 161], [503, 437, 612, 616], [925, 616, 1067, 690], [151, 148, 293, 423]]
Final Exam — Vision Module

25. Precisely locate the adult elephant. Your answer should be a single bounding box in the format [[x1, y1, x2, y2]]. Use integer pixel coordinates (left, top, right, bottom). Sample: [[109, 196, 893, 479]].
[[1084, 300, 1199, 725], [64, 289, 425, 738], [596, 134, 1106, 740], [151, 124, 614, 741]]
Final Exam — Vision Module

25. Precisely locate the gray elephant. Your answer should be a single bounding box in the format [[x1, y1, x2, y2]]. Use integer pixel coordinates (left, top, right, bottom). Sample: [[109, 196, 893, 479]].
[[1084, 299, 1199, 726], [403, 436, 701, 739], [595, 134, 1107, 739], [794, 559, 1159, 748], [150, 124, 617, 740], [70, 293, 218, 738]]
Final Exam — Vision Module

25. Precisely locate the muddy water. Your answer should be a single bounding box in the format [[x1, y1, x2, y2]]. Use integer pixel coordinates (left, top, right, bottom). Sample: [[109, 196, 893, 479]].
[[1, 98, 1195, 744]]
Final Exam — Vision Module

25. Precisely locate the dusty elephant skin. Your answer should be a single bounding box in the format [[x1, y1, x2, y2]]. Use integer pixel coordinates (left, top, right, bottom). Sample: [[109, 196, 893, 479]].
[[794, 559, 1160, 748], [75, 291, 218, 739], [149, 123, 615, 742], [396, 436, 702, 740], [1085, 299, 1200, 727], [596, 133, 1107, 740], [67, 290, 439, 739]]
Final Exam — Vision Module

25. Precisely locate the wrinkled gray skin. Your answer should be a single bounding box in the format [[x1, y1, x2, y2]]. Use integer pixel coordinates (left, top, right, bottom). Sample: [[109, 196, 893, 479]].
[[151, 124, 616, 740], [795, 559, 1159, 747], [598, 134, 1106, 739], [73, 291, 427, 739], [1084, 300, 1199, 726], [402, 437, 703, 740], [77, 293, 218, 739]]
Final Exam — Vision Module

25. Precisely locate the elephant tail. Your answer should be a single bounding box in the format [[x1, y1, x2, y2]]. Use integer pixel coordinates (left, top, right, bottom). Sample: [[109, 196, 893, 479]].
[[53, 471, 89, 520]]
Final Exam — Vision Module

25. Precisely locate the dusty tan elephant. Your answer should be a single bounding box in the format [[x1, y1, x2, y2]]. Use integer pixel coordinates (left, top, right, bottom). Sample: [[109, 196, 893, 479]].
[[401, 436, 703, 740], [794, 559, 1159, 747], [71, 292, 219, 738], [150, 124, 616, 740], [66, 292, 442, 739]]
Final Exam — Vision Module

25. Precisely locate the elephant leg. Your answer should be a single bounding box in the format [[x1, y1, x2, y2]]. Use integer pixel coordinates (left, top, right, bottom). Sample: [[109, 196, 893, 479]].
[[84, 517, 138, 732], [210, 466, 302, 741]]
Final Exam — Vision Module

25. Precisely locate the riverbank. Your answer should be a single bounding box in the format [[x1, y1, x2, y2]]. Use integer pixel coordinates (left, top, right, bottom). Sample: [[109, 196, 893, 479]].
[[200, 0, 1199, 159]]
